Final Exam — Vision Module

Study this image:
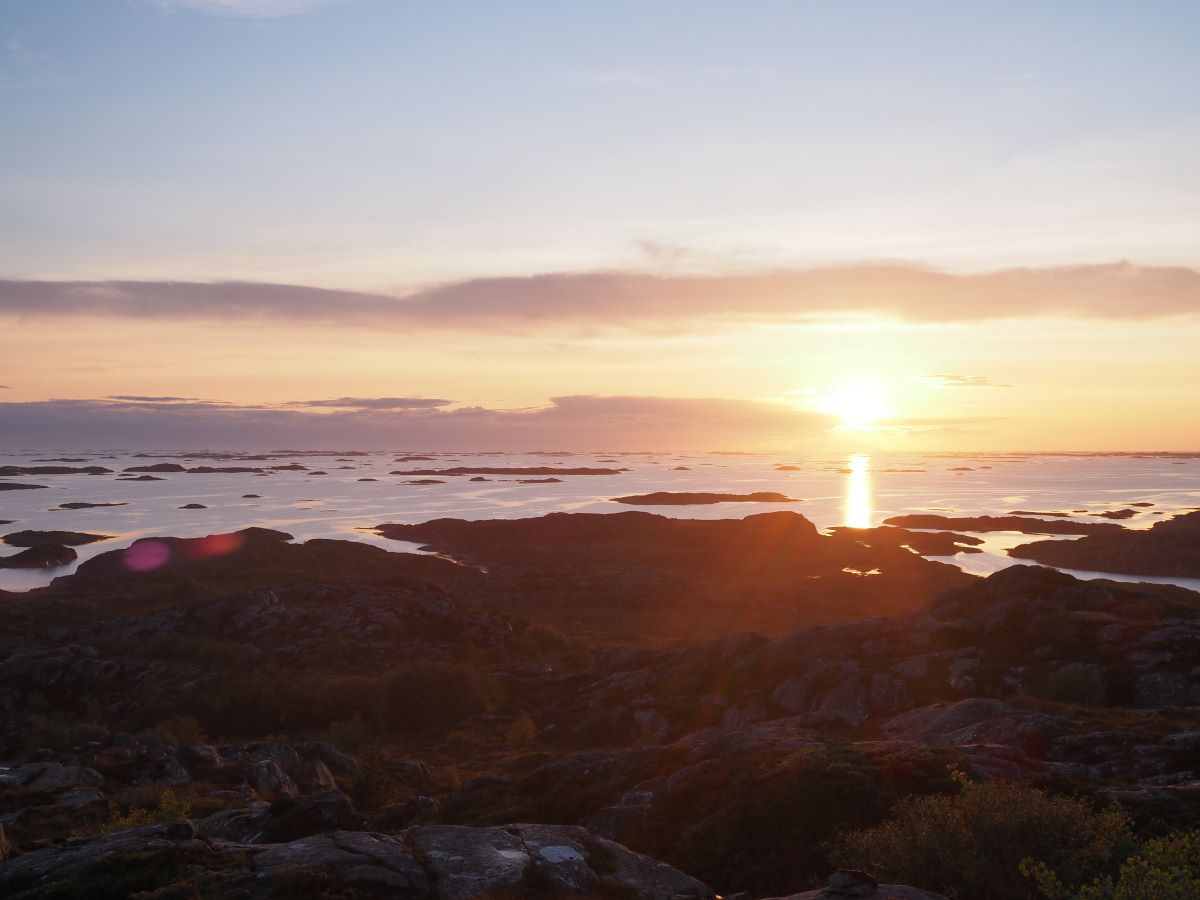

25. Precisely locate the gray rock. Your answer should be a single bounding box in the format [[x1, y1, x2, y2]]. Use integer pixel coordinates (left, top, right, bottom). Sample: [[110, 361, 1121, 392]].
[[253, 832, 374, 871], [301, 740, 361, 778], [634, 708, 671, 743], [772, 677, 810, 714], [261, 789, 369, 841], [53, 788, 105, 808], [767, 885, 946, 899], [590, 779, 661, 840], [816, 667, 868, 726], [511, 824, 598, 894], [406, 824, 530, 900], [295, 758, 337, 790], [24, 764, 104, 791], [197, 806, 271, 843], [1135, 673, 1200, 707], [343, 863, 419, 890], [0, 824, 187, 893], [246, 758, 298, 801], [250, 741, 302, 773], [146, 754, 191, 787], [163, 819, 197, 841], [179, 744, 223, 769], [589, 832, 714, 899]]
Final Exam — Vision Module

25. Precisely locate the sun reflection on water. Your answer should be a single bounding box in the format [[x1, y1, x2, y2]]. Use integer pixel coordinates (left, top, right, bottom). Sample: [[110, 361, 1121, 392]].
[[844, 453, 873, 528]]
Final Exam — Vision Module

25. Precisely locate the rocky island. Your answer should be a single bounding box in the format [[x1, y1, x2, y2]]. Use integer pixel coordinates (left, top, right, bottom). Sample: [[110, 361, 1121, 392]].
[[612, 491, 799, 505]]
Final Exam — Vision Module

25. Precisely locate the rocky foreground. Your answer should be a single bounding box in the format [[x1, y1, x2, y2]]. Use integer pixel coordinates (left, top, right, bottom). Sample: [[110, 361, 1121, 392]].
[[1, 512, 1198, 897]]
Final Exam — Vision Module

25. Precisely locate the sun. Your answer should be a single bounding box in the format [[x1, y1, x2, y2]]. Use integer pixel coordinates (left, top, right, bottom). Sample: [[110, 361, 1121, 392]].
[[816, 381, 891, 430]]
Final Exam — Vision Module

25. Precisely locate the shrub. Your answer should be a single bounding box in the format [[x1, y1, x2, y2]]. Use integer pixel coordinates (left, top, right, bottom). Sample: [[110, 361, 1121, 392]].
[[376, 661, 493, 735], [836, 771, 1135, 900], [102, 789, 192, 834], [351, 745, 399, 814], [18, 714, 109, 752], [506, 712, 536, 747], [1031, 663, 1107, 706], [1026, 829, 1200, 900], [141, 716, 207, 747], [623, 744, 958, 897], [525, 623, 570, 651], [329, 712, 373, 751]]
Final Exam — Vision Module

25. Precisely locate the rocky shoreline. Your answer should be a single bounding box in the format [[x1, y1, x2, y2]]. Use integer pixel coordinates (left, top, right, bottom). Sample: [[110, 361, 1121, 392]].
[[1, 513, 1198, 897]]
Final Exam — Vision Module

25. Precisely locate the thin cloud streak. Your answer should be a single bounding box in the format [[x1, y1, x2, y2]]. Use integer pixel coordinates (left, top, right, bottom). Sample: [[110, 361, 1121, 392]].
[[286, 397, 453, 410], [0, 395, 839, 451], [145, 0, 345, 18], [107, 394, 207, 403], [914, 375, 1012, 389], [1, 262, 1198, 332]]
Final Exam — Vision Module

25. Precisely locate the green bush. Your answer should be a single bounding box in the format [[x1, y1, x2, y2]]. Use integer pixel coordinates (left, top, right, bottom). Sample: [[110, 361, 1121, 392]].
[[1030, 663, 1107, 706], [624, 744, 959, 897], [836, 771, 1135, 900], [141, 715, 207, 747], [18, 714, 109, 752], [328, 712, 373, 751], [506, 712, 536, 747], [1026, 829, 1200, 900], [376, 661, 493, 734], [101, 789, 192, 834], [351, 745, 399, 814]]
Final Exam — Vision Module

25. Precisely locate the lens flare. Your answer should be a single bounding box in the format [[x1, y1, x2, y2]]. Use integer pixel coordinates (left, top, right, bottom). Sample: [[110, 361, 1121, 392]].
[[124, 539, 170, 572]]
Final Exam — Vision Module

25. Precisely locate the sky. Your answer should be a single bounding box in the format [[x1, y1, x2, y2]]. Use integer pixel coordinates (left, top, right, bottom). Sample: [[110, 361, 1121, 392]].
[[1, 0, 1198, 450]]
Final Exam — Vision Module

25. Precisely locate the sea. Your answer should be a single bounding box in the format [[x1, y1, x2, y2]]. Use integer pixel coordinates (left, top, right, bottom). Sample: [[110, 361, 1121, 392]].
[[2, 449, 1199, 594]]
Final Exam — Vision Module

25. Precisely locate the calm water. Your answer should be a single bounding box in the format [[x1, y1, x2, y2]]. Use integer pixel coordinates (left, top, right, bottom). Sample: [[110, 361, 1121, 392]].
[[2, 449, 1199, 593]]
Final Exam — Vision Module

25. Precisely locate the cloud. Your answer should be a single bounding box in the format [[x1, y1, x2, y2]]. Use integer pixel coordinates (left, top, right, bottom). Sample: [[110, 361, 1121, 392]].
[[913, 375, 1012, 389], [145, 0, 345, 18], [877, 415, 1003, 428], [2, 262, 1198, 332], [0, 395, 836, 451], [107, 394, 207, 403], [286, 397, 453, 410]]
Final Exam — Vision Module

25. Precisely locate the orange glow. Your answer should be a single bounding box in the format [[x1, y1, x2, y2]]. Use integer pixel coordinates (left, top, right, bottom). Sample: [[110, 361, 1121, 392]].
[[188, 533, 246, 560]]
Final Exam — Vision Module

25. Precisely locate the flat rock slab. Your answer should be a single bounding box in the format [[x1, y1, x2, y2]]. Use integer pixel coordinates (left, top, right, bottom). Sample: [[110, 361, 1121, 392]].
[[768, 887, 947, 900], [0, 824, 188, 892], [408, 825, 530, 900]]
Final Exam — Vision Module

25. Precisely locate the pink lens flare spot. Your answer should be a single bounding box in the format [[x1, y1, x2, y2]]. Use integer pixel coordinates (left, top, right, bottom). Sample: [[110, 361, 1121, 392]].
[[124, 540, 170, 572]]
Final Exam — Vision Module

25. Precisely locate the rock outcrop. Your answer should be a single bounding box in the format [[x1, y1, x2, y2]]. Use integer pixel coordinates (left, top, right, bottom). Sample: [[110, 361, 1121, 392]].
[[1009, 510, 1200, 577], [0, 821, 716, 899]]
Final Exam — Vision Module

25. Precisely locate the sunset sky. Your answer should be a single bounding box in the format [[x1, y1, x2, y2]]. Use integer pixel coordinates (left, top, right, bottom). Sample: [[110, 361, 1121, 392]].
[[2, 0, 1198, 450]]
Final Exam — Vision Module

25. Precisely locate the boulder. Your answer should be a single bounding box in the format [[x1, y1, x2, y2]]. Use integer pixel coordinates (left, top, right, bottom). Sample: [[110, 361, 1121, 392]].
[[145, 754, 191, 787], [196, 805, 270, 842], [261, 789, 369, 841], [23, 764, 104, 791], [765, 869, 948, 899], [0, 824, 205, 893], [246, 758, 298, 801], [53, 789, 105, 809], [1135, 673, 1200, 707], [511, 823, 598, 894], [295, 758, 338, 791], [406, 824, 530, 900]]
